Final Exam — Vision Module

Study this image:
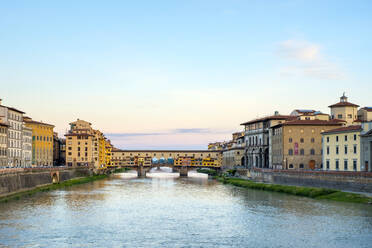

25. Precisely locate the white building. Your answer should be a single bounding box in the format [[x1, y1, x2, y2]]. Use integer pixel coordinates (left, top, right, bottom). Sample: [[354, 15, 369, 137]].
[[22, 124, 32, 167], [0, 99, 25, 167]]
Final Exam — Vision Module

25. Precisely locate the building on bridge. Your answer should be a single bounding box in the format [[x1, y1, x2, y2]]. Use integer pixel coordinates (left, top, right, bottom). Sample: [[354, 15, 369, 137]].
[[111, 149, 222, 168]]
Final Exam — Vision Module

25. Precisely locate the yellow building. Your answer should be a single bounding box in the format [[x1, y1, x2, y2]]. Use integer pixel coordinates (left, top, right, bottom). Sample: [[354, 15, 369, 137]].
[[24, 117, 54, 167], [322, 125, 363, 171], [65, 119, 110, 169], [105, 139, 112, 167], [94, 130, 106, 168]]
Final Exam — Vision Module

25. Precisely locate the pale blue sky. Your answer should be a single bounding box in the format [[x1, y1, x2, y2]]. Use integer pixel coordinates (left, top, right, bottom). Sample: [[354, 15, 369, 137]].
[[1, 0, 371, 149]]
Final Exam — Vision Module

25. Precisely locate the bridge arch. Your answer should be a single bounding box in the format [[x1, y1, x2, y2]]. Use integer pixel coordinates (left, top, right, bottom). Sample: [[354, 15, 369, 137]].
[[51, 172, 59, 184]]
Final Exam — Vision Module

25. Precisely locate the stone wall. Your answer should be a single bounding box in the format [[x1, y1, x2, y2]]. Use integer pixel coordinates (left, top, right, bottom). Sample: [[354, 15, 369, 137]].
[[236, 168, 372, 193], [0, 167, 92, 197]]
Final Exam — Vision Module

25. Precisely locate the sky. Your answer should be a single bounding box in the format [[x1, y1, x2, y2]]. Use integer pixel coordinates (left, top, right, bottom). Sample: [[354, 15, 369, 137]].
[[1, 0, 371, 149]]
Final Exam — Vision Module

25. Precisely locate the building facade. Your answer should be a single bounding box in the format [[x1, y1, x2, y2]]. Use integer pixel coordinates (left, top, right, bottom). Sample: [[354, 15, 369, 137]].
[[322, 125, 363, 171], [271, 119, 344, 170], [65, 119, 95, 167], [53, 132, 66, 166], [24, 117, 54, 167], [0, 121, 8, 167], [361, 122, 372, 172], [358, 107, 372, 122], [22, 124, 32, 167], [329, 94, 359, 125], [65, 119, 110, 169], [0, 99, 25, 167], [241, 112, 293, 169]]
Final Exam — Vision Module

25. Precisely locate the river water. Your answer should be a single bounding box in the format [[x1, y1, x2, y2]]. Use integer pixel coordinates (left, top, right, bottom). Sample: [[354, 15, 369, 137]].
[[0, 171, 372, 248]]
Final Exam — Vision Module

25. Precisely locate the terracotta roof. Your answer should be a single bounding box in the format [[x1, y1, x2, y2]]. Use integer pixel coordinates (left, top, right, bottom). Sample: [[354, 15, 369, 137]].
[[322, 125, 362, 134], [0, 105, 25, 114], [65, 133, 93, 137], [272, 119, 345, 128], [360, 107, 372, 112], [241, 115, 293, 126], [328, 102, 359, 108], [24, 119, 54, 127]]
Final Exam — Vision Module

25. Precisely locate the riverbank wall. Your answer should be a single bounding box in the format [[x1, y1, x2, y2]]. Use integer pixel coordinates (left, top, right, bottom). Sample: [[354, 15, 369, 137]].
[[236, 168, 372, 193], [0, 167, 92, 198]]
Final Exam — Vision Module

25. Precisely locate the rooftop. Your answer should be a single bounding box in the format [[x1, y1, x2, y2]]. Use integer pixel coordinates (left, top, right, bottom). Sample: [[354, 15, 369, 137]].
[[329, 93, 359, 108], [0, 105, 25, 114], [272, 119, 345, 128], [241, 115, 293, 126], [24, 118, 54, 127], [322, 125, 362, 134], [361, 107, 372, 112]]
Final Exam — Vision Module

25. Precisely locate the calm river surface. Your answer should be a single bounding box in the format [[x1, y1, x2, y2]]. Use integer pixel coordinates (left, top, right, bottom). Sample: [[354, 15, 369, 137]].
[[1, 172, 372, 248]]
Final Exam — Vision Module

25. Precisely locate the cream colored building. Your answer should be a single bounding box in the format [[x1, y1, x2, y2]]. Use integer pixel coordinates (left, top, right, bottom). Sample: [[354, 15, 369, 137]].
[[329, 94, 359, 125], [65, 119, 110, 169], [322, 125, 363, 171], [65, 119, 95, 167], [358, 107, 372, 122]]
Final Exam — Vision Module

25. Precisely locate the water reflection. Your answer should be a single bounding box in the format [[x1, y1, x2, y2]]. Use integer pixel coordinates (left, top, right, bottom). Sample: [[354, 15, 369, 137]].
[[0, 176, 372, 248]]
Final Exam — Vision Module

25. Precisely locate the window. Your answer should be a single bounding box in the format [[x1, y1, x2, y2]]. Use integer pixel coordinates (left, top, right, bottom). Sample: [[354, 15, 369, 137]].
[[354, 145, 357, 154], [336, 146, 339, 155], [344, 160, 348, 171], [348, 114, 352, 119], [326, 146, 330, 155], [336, 136, 339, 142], [344, 135, 348, 141], [311, 138, 315, 143], [335, 160, 339, 170], [354, 134, 357, 141], [326, 160, 330, 170], [289, 164, 294, 169], [338, 114, 342, 119], [310, 149, 315, 155], [353, 160, 357, 171], [288, 149, 293, 155], [300, 149, 304, 155], [344, 145, 348, 154], [299, 164, 304, 169], [289, 138, 293, 143], [300, 138, 304, 143]]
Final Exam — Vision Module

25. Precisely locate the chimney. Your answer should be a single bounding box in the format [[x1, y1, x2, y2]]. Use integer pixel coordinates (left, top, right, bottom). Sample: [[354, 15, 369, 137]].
[[274, 111, 279, 116]]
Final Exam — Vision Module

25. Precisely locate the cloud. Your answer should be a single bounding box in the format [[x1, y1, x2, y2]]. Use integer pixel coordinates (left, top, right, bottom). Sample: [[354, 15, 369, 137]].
[[278, 40, 320, 62], [277, 39, 344, 80], [173, 128, 210, 134]]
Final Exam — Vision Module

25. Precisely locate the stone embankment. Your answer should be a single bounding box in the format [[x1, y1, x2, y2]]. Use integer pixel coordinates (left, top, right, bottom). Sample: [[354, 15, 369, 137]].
[[0, 167, 93, 198], [236, 168, 372, 193]]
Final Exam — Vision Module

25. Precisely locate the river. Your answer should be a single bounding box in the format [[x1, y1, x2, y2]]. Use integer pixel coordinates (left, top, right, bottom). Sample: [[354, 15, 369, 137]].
[[0, 171, 372, 247]]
